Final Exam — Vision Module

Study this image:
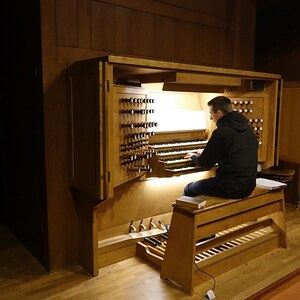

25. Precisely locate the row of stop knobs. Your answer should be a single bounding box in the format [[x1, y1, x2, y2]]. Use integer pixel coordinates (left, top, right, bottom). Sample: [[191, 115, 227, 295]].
[[233, 100, 254, 113], [232, 100, 254, 105], [121, 122, 158, 129], [120, 97, 155, 104]]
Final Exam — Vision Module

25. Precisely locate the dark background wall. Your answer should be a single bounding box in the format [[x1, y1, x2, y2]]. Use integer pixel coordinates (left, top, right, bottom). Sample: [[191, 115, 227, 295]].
[[255, 0, 300, 194], [0, 0, 49, 269], [255, 0, 300, 80]]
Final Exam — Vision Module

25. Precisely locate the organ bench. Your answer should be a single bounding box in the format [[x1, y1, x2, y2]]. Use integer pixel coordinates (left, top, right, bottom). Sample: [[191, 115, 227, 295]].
[[146, 187, 287, 295]]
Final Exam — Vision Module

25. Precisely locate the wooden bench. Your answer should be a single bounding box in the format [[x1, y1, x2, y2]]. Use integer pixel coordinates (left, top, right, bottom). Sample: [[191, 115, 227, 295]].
[[160, 187, 287, 295]]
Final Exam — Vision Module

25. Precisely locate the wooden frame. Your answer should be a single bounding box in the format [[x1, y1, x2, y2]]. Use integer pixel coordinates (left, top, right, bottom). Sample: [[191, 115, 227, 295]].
[[160, 187, 287, 295]]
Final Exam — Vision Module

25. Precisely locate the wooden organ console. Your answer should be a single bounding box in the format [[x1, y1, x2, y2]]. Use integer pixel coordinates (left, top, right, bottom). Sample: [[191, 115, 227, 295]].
[[68, 56, 282, 276]]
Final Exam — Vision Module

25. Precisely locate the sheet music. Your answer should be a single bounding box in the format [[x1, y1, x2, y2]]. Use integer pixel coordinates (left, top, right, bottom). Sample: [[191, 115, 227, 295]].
[[256, 178, 287, 190]]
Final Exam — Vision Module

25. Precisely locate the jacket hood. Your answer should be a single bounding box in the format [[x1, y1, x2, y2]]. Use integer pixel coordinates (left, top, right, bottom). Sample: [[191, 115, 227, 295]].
[[217, 111, 249, 132]]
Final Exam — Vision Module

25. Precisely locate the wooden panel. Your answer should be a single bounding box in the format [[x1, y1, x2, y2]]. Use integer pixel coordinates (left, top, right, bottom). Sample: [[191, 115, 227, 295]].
[[107, 55, 280, 79], [279, 160, 300, 208], [174, 73, 241, 86], [113, 7, 131, 54], [153, 16, 176, 59], [280, 86, 300, 164], [208, 26, 235, 67], [91, 2, 176, 56], [98, 244, 136, 268], [56, 0, 78, 47], [68, 61, 102, 199], [91, 1, 115, 51], [174, 20, 196, 62], [96, 171, 215, 231], [128, 10, 154, 57], [279, 93, 291, 160], [232, 0, 256, 69], [97, 0, 234, 29], [154, 0, 234, 18], [91, 1, 238, 67], [73, 192, 99, 276], [235, 32, 255, 69], [78, 0, 91, 48], [69, 73, 99, 194]]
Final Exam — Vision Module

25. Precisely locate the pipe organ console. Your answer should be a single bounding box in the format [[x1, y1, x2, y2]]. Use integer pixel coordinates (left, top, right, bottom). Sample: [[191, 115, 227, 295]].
[[68, 56, 281, 275]]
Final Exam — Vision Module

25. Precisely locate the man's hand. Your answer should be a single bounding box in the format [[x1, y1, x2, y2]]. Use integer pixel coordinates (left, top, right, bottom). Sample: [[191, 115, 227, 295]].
[[184, 152, 197, 158], [184, 149, 203, 159]]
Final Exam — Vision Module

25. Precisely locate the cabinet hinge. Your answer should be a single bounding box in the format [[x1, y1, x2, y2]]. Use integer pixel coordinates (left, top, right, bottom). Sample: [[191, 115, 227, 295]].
[[105, 80, 110, 92]]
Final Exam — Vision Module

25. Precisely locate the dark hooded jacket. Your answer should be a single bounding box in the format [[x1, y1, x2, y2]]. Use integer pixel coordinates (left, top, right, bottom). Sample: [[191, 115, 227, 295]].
[[191, 111, 258, 198]]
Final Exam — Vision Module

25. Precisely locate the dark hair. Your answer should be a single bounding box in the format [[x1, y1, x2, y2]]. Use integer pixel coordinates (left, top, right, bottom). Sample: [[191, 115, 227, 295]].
[[207, 96, 232, 114]]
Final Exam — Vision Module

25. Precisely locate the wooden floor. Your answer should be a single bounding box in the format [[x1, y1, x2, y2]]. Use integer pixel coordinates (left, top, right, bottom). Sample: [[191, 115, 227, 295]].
[[1, 205, 300, 300]]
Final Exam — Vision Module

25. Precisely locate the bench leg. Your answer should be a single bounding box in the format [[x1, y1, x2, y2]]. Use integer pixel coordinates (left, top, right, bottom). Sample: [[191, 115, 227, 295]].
[[271, 198, 287, 248], [160, 210, 196, 295]]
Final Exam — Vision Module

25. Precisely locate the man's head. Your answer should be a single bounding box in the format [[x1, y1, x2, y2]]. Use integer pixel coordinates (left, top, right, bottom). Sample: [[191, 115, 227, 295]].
[[207, 96, 232, 123]]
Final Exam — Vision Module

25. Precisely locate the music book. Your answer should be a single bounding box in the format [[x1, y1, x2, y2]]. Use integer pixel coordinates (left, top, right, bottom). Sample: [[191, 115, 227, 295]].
[[256, 178, 287, 190], [176, 196, 206, 209]]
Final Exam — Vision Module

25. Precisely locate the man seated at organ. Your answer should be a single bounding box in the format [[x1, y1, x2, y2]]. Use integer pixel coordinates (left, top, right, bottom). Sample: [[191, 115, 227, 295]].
[[184, 96, 258, 199]]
